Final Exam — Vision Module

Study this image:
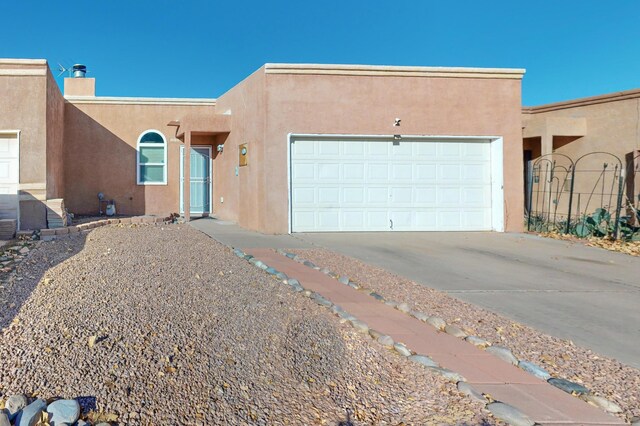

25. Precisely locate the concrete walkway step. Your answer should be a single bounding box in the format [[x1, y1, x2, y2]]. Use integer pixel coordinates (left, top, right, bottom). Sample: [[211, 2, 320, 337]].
[[245, 248, 625, 426]]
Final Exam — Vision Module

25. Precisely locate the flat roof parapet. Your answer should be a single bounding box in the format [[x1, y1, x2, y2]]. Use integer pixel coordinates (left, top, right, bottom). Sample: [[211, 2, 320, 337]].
[[264, 63, 526, 79]]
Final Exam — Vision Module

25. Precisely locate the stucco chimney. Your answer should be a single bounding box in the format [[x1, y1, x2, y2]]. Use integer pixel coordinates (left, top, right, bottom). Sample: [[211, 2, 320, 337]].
[[64, 64, 95, 97]]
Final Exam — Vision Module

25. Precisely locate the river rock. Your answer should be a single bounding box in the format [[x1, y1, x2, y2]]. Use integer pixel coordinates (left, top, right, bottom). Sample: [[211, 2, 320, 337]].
[[384, 300, 399, 308], [396, 303, 411, 313], [582, 394, 622, 413], [303, 260, 316, 268], [410, 311, 429, 322], [285, 252, 296, 259], [265, 267, 277, 275], [487, 402, 535, 426], [14, 399, 46, 426], [548, 378, 589, 395], [465, 335, 491, 348], [350, 320, 369, 333], [457, 382, 486, 403], [377, 335, 394, 348], [47, 399, 81, 425], [370, 292, 384, 301], [518, 360, 551, 380], [393, 343, 412, 356], [408, 354, 438, 368], [426, 316, 446, 330], [347, 281, 360, 289], [486, 345, 518, 365], [338, 276, 350, 285], [311, 293, 332, 307], [444, 324, 467, 338], [427, 367, 465, 383], [368, 329, 383, 340], [6, 394, 28, 421], [286, 278, 300, 287]]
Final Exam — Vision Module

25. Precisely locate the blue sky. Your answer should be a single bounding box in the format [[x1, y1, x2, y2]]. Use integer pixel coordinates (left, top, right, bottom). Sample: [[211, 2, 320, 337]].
[[3, 1, 639, 105]]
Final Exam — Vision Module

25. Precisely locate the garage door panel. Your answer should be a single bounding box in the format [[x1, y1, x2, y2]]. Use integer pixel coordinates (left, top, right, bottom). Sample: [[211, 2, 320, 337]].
[[291, 137, 494, 232], [368, 164, 389, 180], [343, 187, 365, 203], [344, 164, 365, 180], [367, 187, 388, 203]]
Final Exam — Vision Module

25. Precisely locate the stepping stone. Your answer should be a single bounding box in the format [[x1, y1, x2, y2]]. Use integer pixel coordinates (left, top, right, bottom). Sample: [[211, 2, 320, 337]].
[[548, 378, 589, 395], [487, 402, 535, 426]]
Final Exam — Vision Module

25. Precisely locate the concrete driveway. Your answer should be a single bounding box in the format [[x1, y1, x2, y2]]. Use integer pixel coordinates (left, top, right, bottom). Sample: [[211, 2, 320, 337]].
[[191, 219, 640, 368]]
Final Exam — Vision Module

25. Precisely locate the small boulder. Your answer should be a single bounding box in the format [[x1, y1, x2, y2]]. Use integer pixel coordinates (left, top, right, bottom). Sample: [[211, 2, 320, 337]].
[[285, 252, 296, 259], [487, 402, 535, 426], [14, 398, 46, 426], [384, 300, 399, 308], [47, 399, 81, 426], [338, 276, 350, 285], [426, 316, 446, 330], [6, 394, 28, 421], [0, 412, 10, 426], [286, 278, 300, 287], [311, 293, 332, 307], [486, 345, 519, 366], [408, 354, 438, 368], [265, 267, 277, 275], [444, 324, 467, 338], [275, 272, 288, 281], [303, 260, 316, 268]]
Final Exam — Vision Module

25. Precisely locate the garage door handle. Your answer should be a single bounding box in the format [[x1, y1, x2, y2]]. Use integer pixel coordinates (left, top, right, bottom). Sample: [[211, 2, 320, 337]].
[[390, 219, 393, 230]]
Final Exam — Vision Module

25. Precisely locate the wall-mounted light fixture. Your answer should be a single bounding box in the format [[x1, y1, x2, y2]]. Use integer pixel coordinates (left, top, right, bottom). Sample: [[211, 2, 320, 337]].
[[394, 118, 401, 126], [217, 144, 224, 153]]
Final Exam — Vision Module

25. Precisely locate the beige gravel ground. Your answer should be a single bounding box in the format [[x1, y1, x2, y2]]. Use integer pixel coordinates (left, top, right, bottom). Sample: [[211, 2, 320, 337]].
[[291, 248, 640, 423], [0, 225, 497, 425]]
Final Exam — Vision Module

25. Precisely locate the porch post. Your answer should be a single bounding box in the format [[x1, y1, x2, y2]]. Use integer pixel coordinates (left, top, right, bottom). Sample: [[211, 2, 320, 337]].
[[183, 131, 191, 222]]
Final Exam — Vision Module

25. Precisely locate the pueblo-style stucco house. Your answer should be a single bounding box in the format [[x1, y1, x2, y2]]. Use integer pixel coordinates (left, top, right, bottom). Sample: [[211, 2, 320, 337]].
[[1, 58, 529, 234]]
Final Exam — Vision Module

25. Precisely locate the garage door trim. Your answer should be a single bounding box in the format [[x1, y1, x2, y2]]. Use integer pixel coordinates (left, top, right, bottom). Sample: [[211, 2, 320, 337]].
[[287, 133, 504, 233]]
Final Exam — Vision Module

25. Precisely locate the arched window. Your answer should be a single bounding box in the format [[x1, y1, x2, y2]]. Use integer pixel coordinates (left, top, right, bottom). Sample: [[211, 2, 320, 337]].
[[136, 130, 167, 185]]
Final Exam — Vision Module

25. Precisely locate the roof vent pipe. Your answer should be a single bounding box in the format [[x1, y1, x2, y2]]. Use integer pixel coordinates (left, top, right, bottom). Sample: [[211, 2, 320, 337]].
[[72, 64, 86, 78]]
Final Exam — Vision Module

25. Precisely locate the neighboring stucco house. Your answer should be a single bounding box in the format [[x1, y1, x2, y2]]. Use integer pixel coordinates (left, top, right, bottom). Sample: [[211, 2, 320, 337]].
[[1, 58, 527, 234], [522, 90, 640, 224]]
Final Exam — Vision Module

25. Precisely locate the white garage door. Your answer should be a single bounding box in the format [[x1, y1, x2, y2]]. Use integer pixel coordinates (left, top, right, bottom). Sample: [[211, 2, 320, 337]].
[[0, 133, 19, 221], [290, 137, 496, 232]]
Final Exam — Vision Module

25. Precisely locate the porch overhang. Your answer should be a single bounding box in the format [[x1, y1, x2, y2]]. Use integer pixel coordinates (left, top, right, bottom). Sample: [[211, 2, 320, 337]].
[[169, 113, 231, 140]]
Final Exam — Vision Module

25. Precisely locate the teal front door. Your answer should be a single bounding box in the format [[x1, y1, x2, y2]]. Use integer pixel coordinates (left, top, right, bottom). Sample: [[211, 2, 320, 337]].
[[180, 146, 211, 215]]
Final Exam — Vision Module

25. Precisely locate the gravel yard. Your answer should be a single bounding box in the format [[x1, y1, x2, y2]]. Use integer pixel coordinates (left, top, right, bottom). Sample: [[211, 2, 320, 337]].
[[292, 248, 640, 423], [0, 225, 495, 425]]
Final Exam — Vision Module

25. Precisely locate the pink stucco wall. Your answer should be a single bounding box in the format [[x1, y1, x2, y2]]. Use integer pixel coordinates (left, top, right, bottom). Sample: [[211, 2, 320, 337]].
[[212, 67, 524, 233], [63, 101, 216, 216]]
